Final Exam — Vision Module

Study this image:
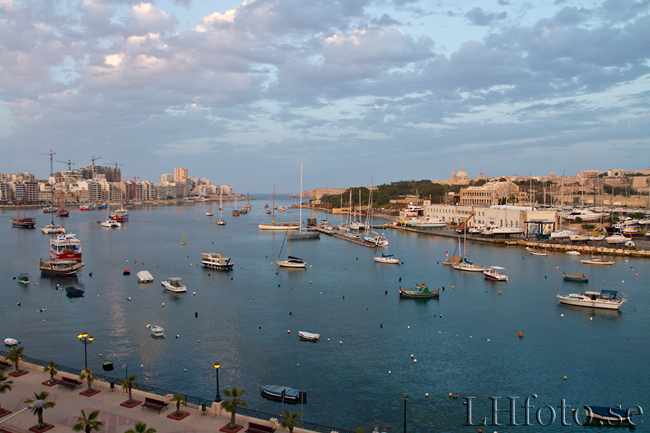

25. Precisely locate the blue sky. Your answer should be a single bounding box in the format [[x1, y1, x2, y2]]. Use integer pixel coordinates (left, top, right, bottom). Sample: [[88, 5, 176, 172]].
[[0, 0, 648, 193]]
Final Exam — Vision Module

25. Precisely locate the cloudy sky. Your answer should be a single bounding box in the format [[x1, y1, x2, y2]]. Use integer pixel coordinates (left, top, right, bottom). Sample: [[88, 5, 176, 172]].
[[0, 0, 648, 193]]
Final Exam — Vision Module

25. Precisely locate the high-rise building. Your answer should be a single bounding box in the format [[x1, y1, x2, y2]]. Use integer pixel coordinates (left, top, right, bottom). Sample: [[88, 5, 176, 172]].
[[174, 167, 188, 182]]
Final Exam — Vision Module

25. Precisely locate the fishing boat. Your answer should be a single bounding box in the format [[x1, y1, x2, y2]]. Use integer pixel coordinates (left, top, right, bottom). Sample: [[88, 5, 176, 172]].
[[201, 253, 234, 270], [17, 273, 30, 284], [260, 385, 303, 403], [110, 207, 129, 222], [39, 259, 84, 277], [298, 331, 320, 342], [3, 338, 18, 346], [583, 405, 637, 426], [373, 253, 400, 264], [137, 270, 154, 283], [150, 325, 165, 338], [79, 203, 95, 211], [56, 209, 69, 217], [161, 277, 186, 293], [50, 233, 82, 262], [100, 219, 121, 228], [65, 286, 85, 297], [562, 272, 589, 283], [399, 284, 439, 299], [43, 206, 57, 213], [557, 290, 626, 310], [580, 257, 615, 265], [483, 266, 508, 281]]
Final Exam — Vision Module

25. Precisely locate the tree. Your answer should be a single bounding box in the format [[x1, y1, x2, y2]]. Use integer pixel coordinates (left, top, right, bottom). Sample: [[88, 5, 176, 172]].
[[25, 391, 56, 430], [79, 368, 96, 393], [220, 387, 248, 429], [125, 421, 157, 433], [120, 374, 139, 404], [73, 409, 104, 433], [43, 360, 59, 384], [0, 372, 14, 415], [170, 393, 186, 417], [281, 410, 303, 433], [5, 346, 24, 372]]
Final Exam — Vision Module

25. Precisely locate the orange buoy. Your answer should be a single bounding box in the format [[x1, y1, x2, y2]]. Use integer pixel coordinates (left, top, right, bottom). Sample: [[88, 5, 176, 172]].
[[519, 332, 524, 338]]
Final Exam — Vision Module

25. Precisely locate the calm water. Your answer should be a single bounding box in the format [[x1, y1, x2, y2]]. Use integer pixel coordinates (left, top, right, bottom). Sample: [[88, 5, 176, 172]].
[[1, 196, 648, 432]]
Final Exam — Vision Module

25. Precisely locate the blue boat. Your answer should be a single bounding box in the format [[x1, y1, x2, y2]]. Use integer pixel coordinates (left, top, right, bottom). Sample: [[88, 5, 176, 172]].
[[260, 385, 302, 403], [562, 272, 589, 283]]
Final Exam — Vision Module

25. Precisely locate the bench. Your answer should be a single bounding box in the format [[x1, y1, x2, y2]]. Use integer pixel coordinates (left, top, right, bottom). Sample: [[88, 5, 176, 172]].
[[142, 397, 168, 413], [0, 360, 11, 370], [58, 376, 82, 390], [246, 422, 276, 433]]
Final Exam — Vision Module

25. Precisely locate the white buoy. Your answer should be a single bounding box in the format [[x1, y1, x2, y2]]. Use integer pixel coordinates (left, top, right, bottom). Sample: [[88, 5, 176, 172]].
[[590, 317, 593, 321], [388, 371, 391, 375]]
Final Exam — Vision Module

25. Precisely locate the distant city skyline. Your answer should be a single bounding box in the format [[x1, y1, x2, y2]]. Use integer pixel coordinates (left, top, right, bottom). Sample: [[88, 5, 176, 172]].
[[1, 0, 648, 193]]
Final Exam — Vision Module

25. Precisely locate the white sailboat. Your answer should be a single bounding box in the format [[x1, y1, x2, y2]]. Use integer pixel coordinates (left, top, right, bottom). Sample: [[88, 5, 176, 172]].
[[41, 151, 66, 234], [451, 224, 487, 272], [290, 162, 320, 240], [363, 180, 388, 246], [277, 228, 306, 268], [216, 190, 226, 225], [259, 184, 300, 230]]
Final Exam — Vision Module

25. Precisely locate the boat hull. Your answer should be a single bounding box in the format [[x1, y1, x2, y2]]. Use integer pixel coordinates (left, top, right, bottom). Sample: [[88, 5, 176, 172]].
[[373, 257, 400, 264], [260, 385, 302, 403], [556, 295, 624, 310], [399, 287, 439, 299]]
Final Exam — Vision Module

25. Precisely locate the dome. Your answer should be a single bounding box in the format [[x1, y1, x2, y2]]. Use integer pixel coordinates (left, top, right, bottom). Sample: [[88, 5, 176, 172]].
[[456, 165, 468, 180]]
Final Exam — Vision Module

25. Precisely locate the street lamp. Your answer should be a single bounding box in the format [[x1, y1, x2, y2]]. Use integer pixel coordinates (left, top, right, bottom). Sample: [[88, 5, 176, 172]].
[[77, 333, 94, 370], [402, 394, 408, 433], [214, 363, 221, 402]]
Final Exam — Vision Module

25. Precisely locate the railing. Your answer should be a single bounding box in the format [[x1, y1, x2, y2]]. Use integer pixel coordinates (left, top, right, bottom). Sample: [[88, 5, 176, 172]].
[[0, 350, 354, 433]]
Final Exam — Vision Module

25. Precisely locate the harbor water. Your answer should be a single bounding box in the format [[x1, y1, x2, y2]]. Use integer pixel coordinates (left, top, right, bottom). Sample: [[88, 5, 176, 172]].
[[1, 196, 648, 432]]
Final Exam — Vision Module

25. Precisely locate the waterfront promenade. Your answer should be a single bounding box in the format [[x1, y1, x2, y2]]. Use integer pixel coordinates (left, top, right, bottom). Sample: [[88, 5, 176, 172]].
[[0, 361, 315, 433]]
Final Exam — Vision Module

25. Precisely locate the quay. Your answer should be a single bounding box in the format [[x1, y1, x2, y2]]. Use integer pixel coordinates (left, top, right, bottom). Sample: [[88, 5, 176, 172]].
[[388, 224, 650, 258], [0, 359, 348, 433], [312, 227, 377, 248]]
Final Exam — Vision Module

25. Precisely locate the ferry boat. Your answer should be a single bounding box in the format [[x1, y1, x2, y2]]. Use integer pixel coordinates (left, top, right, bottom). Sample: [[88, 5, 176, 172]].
[[557, 290, 626, 310], [201, 253, 234, 270], [50, 233, 82, 262], [39, 259, 84, 277], [399, 283, 439, 299]]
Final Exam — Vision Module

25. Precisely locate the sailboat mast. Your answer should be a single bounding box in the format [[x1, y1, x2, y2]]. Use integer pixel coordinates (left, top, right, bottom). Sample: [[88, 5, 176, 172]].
[[299, 162, 303, 232]]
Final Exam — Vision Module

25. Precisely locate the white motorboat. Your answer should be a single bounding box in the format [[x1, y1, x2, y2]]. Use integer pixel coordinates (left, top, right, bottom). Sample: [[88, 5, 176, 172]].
[[100, 220, 121, 228], [41, 224, 66, 234], [605, 234, 627, 244], [277, 256, 307, 268], [491, 226, 525, 235], [557, 290, 626, 310], [566, 251, 581, 256], [563, 209, 602, 222], [137, 270, 154, 283], [364, 232, 388, 246], [580, 257, 615, 265], [298, 331, 320, 342], [452, 262, 487, 272], [206, 210, 214, 216], [549, 230, 574, 240], [483, 266, 508, 281], [373, 253, 400, 264], [201, 253, 234, 270], [162, 277, 187, 293], [3, 337, 18, 346], [149, 324, 165, 338], [570, 234, 590, 242]]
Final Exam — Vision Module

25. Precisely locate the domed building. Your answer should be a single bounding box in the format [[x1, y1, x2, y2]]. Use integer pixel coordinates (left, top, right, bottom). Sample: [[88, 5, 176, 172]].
[[449, 165, 470, 185]]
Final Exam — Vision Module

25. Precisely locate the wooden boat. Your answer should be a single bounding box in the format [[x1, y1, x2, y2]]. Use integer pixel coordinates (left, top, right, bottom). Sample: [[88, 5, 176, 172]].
[[557, 290, 626, 310], [56, 209, 69, 217], [399, 284, 439, 299], [580, 257, 614, 265], [39, 259, 84, 277], [137, 270, 154, 283], [65, 286, 85, 297], [150, 325, 165, 338], [260, 385, 303, 403], [18, 273, 30, 284], [11, 216, 36, 228], [298, 331, 320, 342], [373, 253, 400, 264], [201, 253, 234, 270], [162, 277, 186, 293], [562, 272, 588, 283], [483, 266, 508, 281]]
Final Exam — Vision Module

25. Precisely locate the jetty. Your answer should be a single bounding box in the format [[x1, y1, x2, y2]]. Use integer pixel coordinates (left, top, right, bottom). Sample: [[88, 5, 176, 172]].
[[312, 227, 378, 248]]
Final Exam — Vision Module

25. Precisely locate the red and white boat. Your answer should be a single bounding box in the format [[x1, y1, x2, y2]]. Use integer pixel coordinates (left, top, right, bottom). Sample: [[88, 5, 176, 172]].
[[79, 204, 95, 211], [110, 208, 129, 222], [483, 266, 509, 281], [50, 233, 82, 262]]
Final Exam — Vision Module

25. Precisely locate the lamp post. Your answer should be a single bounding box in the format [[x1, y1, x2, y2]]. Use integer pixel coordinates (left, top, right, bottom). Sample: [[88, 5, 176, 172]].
[[214, 363, 221, 402], [77, 333, 94, 370], [402, 394, 408, 433]]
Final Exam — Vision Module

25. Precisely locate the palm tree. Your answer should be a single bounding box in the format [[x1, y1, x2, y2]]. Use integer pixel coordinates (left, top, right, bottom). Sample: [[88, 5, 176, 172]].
[[120, 374, 139, 404], [43, 360, 59, 384], [73, 409, 104, 433], [170, 393, 186, 416], [125, 421, 157, 433], [0, 372, 14, 415], [5, 346, 24, 372], [220, 387, 247, 429], [281, 410, 303, 433], [25, 391, 56, 430], [79, 368, 96, 393]]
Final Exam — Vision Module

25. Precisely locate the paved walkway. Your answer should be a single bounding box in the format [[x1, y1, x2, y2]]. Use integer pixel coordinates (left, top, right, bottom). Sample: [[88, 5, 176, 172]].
[[0, 362, 301, 433]]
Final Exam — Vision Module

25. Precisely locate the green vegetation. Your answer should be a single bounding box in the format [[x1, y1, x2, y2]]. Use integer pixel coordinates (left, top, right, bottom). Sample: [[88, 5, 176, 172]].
[[121, 374, 139, 404], [73, 409, 104, 433], [221, 387, 247, 429], [26, 391, 56, 430], [281, 410, 303, 433], [5, 346, 24, 372], [44, 361, 59, 384]]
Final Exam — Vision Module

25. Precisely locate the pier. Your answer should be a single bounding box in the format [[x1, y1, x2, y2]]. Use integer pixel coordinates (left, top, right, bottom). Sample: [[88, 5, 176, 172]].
[[312, 227, 378, 247]]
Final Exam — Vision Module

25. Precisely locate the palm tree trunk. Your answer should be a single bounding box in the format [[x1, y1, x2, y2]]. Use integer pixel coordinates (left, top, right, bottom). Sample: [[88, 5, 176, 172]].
[[230, 411, 236, 428], [37, 408, 44, 428], [128, 387, 132, 402]]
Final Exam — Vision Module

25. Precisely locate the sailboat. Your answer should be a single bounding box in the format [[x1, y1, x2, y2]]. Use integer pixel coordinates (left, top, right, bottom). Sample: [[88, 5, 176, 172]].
[[11, 199, 36, 228], [258, 184, 300, 230], [289, 162, 319, 240], [216, 190, 226, 225], [277, 228, 306, 268], [451, 223, 487, 272], [206, 194, 214, 216], [363, 180, 387, 246], [232, 194, 240, 216], [41, 151, 66, 234]]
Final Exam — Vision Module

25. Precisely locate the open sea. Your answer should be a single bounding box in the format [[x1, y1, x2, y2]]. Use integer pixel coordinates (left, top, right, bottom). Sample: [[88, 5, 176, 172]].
[[1, 194, 648, 432]]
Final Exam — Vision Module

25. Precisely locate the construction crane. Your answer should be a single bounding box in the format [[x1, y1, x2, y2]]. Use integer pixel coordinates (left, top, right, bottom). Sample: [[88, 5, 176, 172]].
[[41, 150, 56, 177], [107, 162, 123, 169], [90, 156, 102, 165], [126, 176, 140, 183], [58, 159, 75, 170]]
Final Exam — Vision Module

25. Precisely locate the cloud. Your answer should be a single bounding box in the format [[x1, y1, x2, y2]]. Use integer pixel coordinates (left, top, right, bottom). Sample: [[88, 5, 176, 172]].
[[465, 7, 508, 26]]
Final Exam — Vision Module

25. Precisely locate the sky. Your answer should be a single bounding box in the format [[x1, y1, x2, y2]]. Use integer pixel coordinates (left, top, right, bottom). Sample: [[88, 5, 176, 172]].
[[0, 0, 649, 193]]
